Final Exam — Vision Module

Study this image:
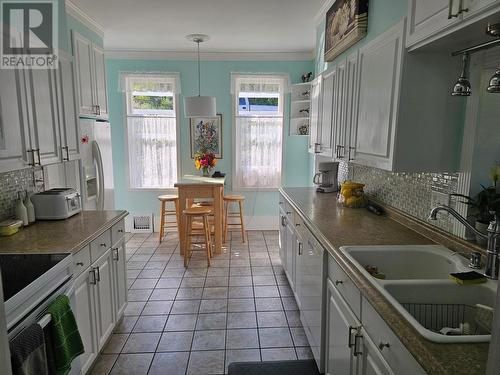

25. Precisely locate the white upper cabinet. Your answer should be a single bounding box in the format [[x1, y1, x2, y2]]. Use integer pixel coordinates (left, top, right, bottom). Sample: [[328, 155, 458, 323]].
[[319, 68, 336, 158], [25, 68, 62, 165], [353, 22, 404, 171], [308, 76, 322, 153], [92, 46, 109, 117], [72, 31, 108, 119], [407, 0, 500, 49], [56, 52, 81, 161], [0, 69, 31, 172]]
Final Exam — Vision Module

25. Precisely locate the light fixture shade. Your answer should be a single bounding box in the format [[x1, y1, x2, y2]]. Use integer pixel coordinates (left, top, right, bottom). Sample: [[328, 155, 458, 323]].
[[487, 68, 500, 93], [184, 96, 216, 117], [451, 77, 472, 96]]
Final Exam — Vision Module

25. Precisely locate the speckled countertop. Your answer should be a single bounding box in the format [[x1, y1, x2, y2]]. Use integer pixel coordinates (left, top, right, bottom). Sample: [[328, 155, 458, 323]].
[[0, 210, 128, 254], [280, 187, 489, 375]]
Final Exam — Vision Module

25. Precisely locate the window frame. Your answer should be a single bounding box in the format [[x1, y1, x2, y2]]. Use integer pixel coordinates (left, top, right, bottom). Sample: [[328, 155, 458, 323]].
[[231, 74, 287, 192], [123, 74, 181, 192]]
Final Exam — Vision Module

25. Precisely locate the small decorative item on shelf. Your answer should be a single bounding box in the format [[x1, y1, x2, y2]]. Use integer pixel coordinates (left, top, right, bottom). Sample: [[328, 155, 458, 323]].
[[298, 122, 309, 135], [301, 90, 311, 98], [338, 180, 367, 208], [299, 108, 310, 115], [194, 151, 217, 177], [301, 72, 312, 83]]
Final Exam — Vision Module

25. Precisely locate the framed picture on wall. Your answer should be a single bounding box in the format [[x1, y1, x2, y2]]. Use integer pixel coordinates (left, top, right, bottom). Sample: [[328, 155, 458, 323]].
[[324, 0, 369, 62], [190, 114, 223, 159]]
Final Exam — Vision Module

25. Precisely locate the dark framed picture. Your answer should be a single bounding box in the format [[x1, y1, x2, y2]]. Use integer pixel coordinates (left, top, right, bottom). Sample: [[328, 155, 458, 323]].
[[324, 0, 369, 62], [190, 113, 223, 159]]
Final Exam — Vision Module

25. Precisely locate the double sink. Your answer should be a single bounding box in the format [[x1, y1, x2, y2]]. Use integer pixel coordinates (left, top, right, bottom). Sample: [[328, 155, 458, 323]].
[[340, 245, 497, 343]]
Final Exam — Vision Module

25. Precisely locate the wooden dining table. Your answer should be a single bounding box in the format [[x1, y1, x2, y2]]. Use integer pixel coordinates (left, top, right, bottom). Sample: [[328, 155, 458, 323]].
[[174, 175, 225, 255]]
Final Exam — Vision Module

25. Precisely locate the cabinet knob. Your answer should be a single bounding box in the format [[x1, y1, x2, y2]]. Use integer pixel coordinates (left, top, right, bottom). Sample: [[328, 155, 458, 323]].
[[76, 262, 84, 266], [100, 243, 107, 248], [118, 229, 124, 233], [335, 280, 343, 285], [295, 223, 300, 227], [378, 342, 390, 350]]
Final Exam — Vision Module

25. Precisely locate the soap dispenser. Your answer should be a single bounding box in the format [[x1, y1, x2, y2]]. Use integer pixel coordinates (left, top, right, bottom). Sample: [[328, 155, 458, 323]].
[[15, 191, 28, 226], [24, 190, 35, 224]]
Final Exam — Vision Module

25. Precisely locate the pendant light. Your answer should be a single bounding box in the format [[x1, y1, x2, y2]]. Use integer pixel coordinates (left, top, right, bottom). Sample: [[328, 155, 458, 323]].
[[487, 65, 500, 93], [184, 34, 216, 118], [451, 53, 472, 96]]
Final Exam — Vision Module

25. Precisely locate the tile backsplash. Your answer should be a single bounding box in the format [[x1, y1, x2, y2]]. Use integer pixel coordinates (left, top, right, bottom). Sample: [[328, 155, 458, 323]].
[[0, 168, 42, 221], [338, 161, 460, 234]]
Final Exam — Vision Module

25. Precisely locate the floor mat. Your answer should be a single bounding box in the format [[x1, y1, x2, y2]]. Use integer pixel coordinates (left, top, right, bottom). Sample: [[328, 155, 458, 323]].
[[227, 359, 320, 375]]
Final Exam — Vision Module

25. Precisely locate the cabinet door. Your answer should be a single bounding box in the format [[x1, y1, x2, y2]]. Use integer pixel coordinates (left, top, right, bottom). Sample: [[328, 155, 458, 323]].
[[72, 269, 98, 375], [285, 221, 296, 291], [93, 249, 115, 350], [353, 22, 404, 171], [342, 52, 359, 161], [278, 208, 287, 273], [325, 279, 359, 375], [0, 69, 31, 172], [358, 329, 395, 375], [112, 241, 127, 319], [56, 53, 80, 160], [25, 69, 62, 165], [407, 0, 461, 47], [72, 32, 95, 116], [92, 45, 108, 118], [308, 77, 322, 153], [319, 68, 335, 158]]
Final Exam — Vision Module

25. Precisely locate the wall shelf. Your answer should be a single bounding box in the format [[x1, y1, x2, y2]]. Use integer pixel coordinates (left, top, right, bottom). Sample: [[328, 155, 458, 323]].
[[290, 82, 311, 136]]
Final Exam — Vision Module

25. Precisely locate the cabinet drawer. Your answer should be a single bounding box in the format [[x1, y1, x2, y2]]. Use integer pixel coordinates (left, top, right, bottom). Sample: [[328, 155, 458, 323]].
[[90, 230, 112, 262], [328, 254, 361, 319], [111, 219, 125, 245], [362, 297, 426, 375], [73, 245, 91, 276]]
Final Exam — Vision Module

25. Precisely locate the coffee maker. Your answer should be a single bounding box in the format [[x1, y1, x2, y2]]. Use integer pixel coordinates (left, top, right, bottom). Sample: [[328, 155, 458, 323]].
[[313, 162, 339, 193]]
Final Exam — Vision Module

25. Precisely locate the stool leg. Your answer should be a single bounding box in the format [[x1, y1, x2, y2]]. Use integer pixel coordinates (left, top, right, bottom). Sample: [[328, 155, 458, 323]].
[[174, 199, 180, 238], [184, 216, 192, 268], [203, 215, 211, 267], [223, 201, 229, 243], [159, 201, 166, 243], [239, 200, 246, 243]]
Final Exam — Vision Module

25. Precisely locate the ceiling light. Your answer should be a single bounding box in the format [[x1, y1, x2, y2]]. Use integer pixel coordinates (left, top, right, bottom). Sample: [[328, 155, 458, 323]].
[[184, 34, 216, 118], [487, 65, 500, 93], [451, 53, 472, 97]]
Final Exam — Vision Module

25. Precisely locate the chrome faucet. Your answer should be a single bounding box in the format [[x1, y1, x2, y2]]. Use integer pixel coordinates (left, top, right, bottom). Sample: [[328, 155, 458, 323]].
[[428, 205, 500, 279]]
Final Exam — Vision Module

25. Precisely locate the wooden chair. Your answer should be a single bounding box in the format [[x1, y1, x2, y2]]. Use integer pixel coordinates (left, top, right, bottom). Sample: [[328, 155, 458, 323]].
[[158, 195, 179, 243], [183, 206, 213, 267], [223, 195, 246, 243]]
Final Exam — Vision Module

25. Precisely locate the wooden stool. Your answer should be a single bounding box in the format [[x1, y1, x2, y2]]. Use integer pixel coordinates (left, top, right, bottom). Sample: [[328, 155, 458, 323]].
[[158, 195, 179, 243], [183, 206, 213, 267], [223, 195, 246, 243]]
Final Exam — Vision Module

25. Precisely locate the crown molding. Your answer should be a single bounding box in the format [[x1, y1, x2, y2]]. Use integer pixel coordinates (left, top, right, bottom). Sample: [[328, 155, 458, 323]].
[[314, 0, 335, 26], [105, 49, 315, 61], [65, 0, 104, 37]]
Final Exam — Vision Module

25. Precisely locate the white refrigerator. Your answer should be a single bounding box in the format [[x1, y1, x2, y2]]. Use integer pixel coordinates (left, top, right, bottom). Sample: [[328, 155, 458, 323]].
[[79, 119, 115, 210]]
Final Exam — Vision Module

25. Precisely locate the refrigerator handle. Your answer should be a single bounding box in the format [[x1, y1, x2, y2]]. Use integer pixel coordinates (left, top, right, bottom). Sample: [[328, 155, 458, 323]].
[[92, 141, 105, 211]]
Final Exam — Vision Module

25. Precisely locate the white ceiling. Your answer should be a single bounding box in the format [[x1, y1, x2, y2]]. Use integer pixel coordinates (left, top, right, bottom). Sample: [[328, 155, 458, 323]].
[[69, 0, 325, 53]]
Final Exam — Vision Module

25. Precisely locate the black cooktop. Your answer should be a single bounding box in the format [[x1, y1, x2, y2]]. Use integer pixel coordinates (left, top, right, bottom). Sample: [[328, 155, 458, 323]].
[[0, 253, 70, 301]]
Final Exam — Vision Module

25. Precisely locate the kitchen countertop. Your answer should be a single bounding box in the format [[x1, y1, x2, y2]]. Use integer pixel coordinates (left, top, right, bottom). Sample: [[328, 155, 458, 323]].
[[280, 187, 489, 375], [0, 210, 128, 254]]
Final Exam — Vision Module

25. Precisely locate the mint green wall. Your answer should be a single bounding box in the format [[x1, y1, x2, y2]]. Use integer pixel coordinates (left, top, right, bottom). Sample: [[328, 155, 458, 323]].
[[315, 0, 407, 75], [106, 59, 314, 218]]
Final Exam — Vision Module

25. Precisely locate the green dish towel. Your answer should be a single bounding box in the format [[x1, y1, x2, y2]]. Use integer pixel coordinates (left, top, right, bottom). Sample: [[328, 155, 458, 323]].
[[46, 295, 84, 375]]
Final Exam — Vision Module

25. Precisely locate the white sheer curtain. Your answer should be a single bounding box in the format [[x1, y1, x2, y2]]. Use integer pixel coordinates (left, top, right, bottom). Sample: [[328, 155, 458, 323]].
[[127, 116, 177, 189], [232, 74, 287, 189]]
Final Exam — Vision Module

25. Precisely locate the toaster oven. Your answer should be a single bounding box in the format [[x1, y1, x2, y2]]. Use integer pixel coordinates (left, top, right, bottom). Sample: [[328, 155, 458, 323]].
[[31, 188, 82, 220]]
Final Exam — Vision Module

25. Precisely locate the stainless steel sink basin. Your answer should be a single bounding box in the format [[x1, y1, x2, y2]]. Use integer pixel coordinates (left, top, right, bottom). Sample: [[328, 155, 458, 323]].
[[340, 245, 496, 343]]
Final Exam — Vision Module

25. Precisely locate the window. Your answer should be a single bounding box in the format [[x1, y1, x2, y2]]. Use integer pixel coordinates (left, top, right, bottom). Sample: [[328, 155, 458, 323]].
[[232, 74, 287, 189], [124, 74, 179, 189]]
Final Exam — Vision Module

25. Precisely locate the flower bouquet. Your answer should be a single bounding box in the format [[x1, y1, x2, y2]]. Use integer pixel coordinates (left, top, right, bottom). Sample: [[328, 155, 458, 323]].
[[194, 151, 217, 177]]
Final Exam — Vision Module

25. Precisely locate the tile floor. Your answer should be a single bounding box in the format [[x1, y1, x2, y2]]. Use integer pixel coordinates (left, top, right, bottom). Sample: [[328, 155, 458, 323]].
[[90, 230, 313, 375]]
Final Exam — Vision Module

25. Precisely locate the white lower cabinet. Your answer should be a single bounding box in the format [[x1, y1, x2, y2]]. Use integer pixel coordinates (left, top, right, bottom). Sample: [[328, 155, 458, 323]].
[[358, 328, 395, 375], [70, 220, 127, 374], [284, 219, 296, 291]]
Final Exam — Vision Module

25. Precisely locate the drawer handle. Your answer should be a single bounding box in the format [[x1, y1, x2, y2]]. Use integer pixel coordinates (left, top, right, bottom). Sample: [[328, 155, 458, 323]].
[[112, 247, 119, 261], [335, 280, 343, 285], [95, 266, 101, 282], [286, 211, 292, 215], [378, 342, 390, 350], [76, 262, 84, 266], [100, 243, 107, 248], [348, 326, 357, 348], [353, 334, 363, 356], [89, 268, 97, 285], [295, 223, 300, 227], [298, 242, 303, 255], [117, 229, 124, 233]]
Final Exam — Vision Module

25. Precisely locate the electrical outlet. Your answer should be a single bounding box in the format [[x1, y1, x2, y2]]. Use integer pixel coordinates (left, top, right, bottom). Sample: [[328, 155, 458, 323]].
[[431, 190, 450, 217]]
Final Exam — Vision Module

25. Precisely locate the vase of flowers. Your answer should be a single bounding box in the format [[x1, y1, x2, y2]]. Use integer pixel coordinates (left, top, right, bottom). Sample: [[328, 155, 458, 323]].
[[194, 151, 217, 177]]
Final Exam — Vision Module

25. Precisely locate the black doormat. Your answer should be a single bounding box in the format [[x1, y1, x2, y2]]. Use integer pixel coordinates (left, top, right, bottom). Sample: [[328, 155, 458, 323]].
[[227, 359, 320, 375]]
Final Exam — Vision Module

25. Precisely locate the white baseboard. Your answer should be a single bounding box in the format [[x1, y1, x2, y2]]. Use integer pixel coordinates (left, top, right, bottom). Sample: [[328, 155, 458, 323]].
[[150, 214, 278, 232]]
